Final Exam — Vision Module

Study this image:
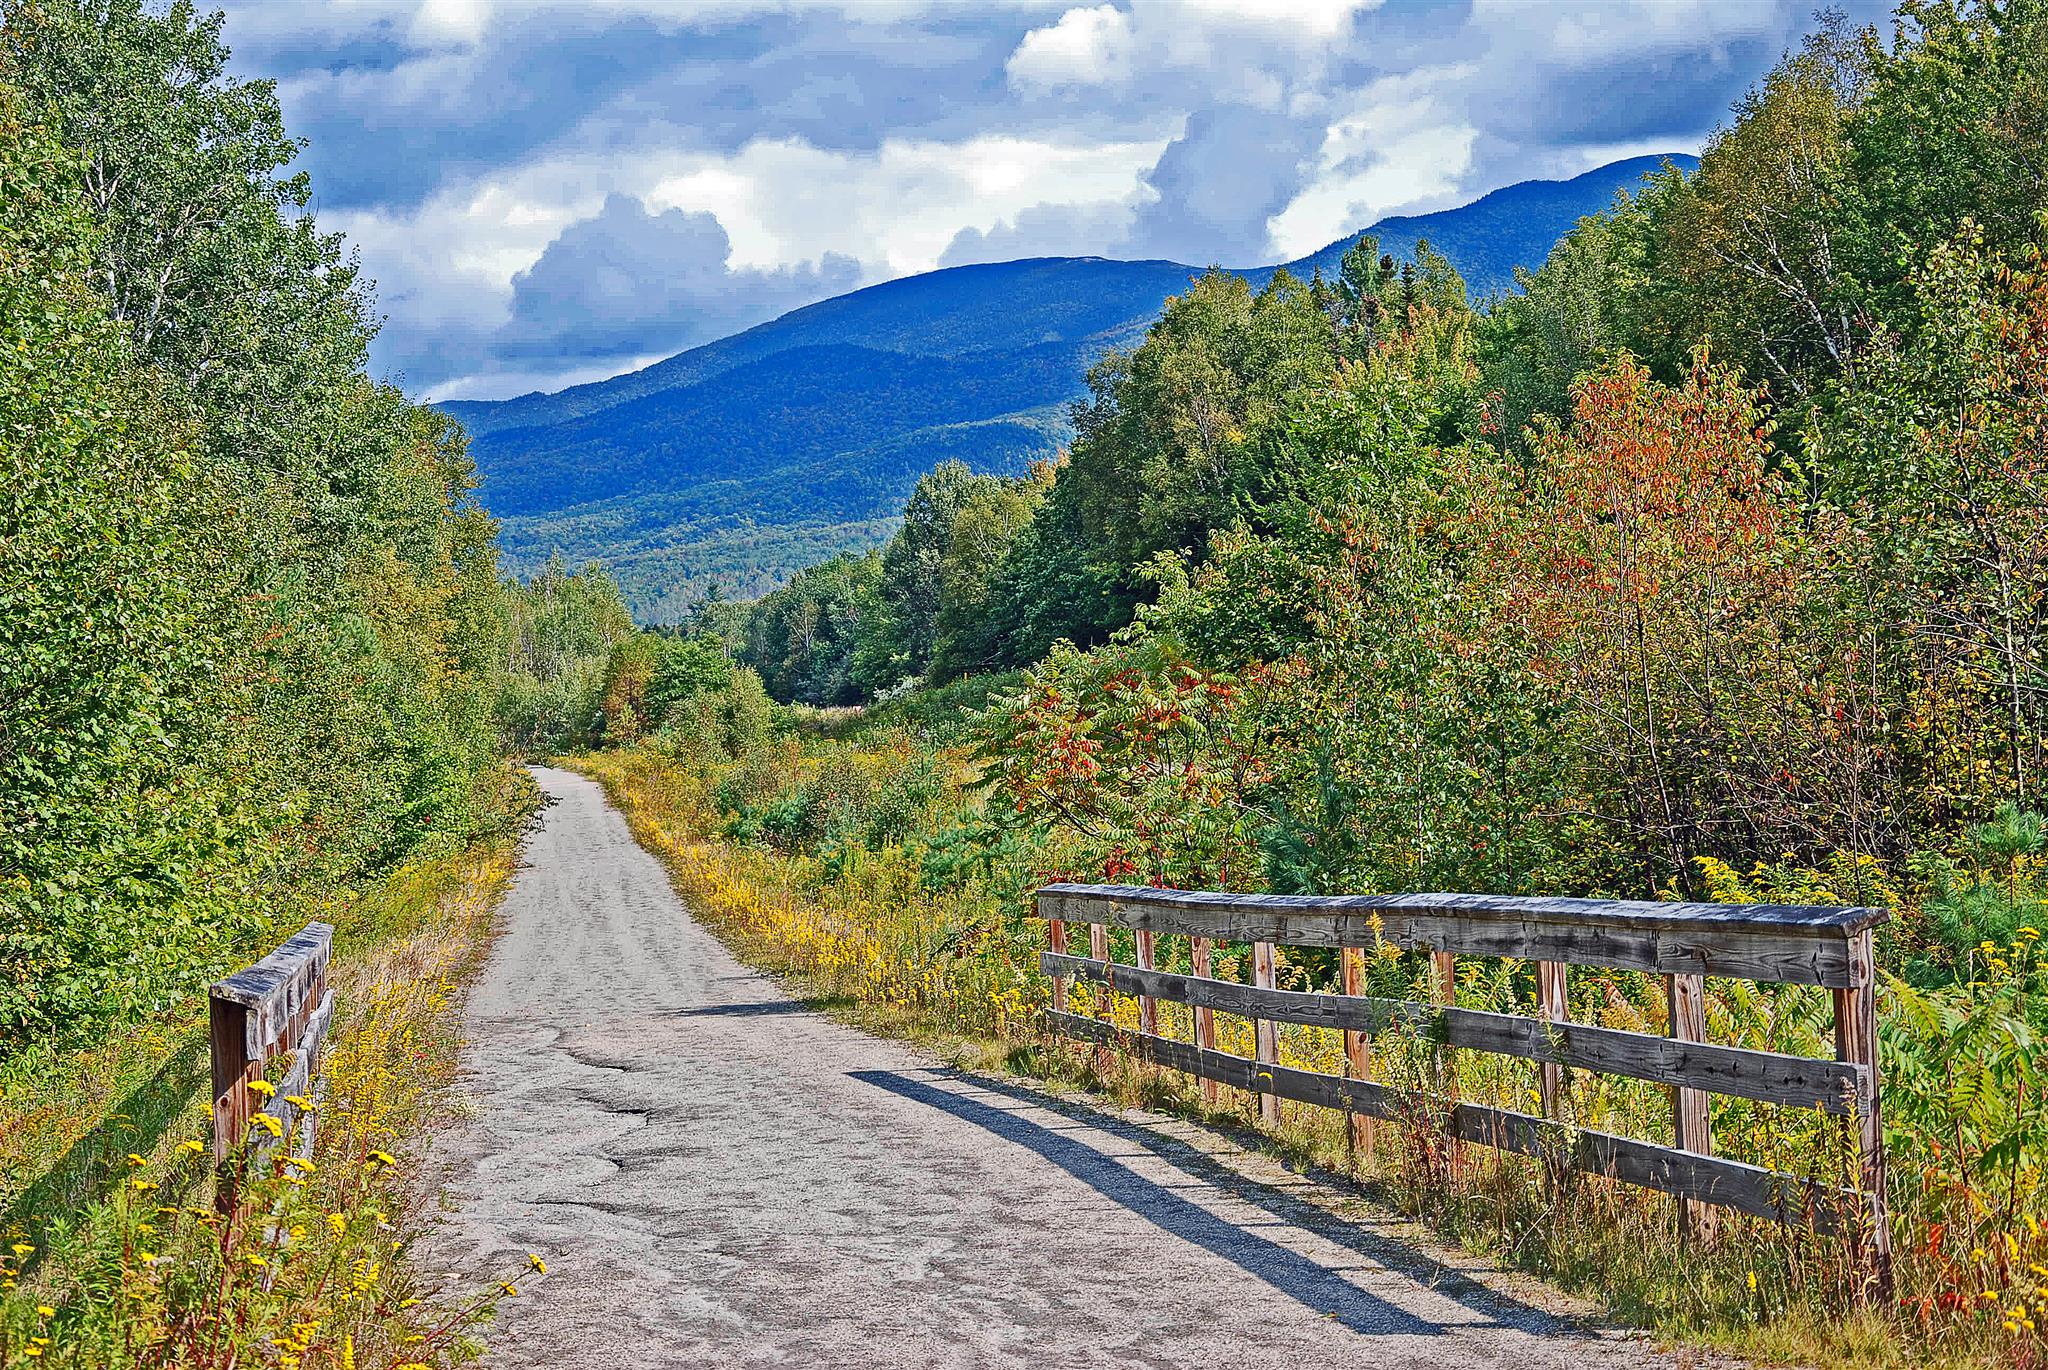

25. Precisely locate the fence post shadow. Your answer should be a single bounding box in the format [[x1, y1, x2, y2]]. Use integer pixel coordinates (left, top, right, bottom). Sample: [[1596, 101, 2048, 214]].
[[851, 1065, 1608, 1341]]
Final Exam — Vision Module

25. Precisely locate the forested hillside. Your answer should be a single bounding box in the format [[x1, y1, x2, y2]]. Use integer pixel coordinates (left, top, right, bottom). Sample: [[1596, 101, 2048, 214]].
[[0, 0, 518, 1050], [451, 157, 1691, 620]]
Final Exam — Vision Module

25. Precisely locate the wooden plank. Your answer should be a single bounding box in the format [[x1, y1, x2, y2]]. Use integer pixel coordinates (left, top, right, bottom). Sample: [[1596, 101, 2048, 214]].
[[1191, 936, 1219, 1105], [1833, 929, 1893, 1301], [1253, 941, 1281, 1126], [210, 996, 254, 1167], [1134, 928, 1159, 1038], [1046, 1011, 1862, 1233], [1340, 946, 1374, 1159], [259, 989, 335, 1162], [1040, 952, 1871, 1116], [1047, 919, 1068, 1015], [1668, 972, 1717, 1241], [1038, 886, 1883, 987], [213, 922, 334, 1056], [1448, 1097, 1857, 1234], [1038, 884, 1890, 935], [1536, 960, 1568, 1118]]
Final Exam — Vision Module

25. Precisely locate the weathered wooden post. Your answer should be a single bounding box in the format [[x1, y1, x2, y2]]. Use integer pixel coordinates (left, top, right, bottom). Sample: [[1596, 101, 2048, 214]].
[[1090, 920, 1113, 1071], [1833, 927, 1892, 1301], [1046, 918, 1068, 1014], [1535, 959, 1568, 1118], [1340, 945, 1374, 1160], [209, 923, 335, 1210], [1134, 928, 1159, 1038], [1253, 941, 1281, 1126], [1431, 949, 1458, 1164], [1667, 970, 1717, 1241], [1191, 935, 1220, 1105]]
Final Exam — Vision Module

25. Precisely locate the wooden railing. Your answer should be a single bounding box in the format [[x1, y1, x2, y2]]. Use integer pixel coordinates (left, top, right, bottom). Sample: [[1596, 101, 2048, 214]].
[[209, 922, 336, 1171], [1035, 883, 1893, 1294]]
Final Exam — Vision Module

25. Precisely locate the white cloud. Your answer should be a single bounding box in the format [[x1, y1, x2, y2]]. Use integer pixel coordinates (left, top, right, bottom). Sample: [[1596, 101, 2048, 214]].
[[432, 353, 672, 402], [1007, 0, 1384, 109], [1006, 5, 1133, 89], [645, 131, 1166, 277], [1265, 67, 1480, 260]]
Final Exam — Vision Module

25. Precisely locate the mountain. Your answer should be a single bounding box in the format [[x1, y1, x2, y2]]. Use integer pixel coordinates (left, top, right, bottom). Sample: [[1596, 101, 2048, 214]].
[[449, 154, 1695, 621]]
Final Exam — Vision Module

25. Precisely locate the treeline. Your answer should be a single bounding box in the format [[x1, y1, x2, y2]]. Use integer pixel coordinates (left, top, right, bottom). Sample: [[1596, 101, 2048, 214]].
[[728, 0, 2048, 914], [1, 0, 518, 1050]]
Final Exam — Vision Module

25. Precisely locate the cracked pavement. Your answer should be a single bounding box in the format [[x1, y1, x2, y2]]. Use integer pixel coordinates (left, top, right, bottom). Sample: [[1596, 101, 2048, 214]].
[[428, 766, 1676, 1368]]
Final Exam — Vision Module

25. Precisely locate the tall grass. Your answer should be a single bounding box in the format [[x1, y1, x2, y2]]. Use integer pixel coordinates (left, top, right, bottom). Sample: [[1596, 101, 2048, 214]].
[[0, 804, 546, 1368]]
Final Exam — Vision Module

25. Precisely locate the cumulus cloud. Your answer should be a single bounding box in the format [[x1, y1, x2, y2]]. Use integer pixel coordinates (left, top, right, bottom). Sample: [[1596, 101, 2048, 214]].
[[1117, 107, 1326, 265], [498, 193, 860, 364], [1264, 66, 1480, 260], [939, 199, 1136, 267], [1005, 6, 1134, 89]]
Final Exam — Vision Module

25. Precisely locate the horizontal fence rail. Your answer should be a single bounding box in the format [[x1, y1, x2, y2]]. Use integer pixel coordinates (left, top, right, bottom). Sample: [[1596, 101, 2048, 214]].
[[209, 922, 336, 1176], [1034, 882, 1893, 1296]]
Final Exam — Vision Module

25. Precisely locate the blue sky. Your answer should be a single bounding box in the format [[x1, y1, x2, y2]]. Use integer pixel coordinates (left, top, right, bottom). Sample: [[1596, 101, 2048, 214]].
[[215, 0, 1891, 401]]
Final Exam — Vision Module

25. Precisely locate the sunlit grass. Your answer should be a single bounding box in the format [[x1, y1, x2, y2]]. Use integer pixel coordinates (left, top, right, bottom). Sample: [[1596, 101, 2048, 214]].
[[0, 769, 545, 1368]]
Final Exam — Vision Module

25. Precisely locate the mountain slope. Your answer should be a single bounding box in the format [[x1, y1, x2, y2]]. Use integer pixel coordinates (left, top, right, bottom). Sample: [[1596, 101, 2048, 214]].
[[453, 154, 1694, 620]]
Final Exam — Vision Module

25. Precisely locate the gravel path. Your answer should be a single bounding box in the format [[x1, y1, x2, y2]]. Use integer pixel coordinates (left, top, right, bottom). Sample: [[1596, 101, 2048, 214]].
[[431, 766, 1675, 1368]]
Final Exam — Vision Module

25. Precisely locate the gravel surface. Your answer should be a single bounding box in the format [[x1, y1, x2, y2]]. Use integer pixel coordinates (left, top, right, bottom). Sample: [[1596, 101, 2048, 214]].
[[430, 766, 1677, 1368]]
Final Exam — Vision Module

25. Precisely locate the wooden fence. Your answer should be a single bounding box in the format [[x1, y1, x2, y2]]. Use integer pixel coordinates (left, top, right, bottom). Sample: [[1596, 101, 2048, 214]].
[[209, 922, 336, 1174], [1035, 883, 1892, 1294]]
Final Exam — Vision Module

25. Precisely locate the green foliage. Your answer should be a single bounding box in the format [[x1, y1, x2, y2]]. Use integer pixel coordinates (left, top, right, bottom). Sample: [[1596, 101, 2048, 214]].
[[737, 550, 883, 706], [0, 88, 257, 1039], [497, 558, 635, 753], [0, 2, 519, 1049]]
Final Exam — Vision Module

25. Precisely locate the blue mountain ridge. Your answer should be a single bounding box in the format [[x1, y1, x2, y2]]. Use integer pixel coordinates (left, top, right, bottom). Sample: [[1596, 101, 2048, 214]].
[[446, 153, 1694, 620]]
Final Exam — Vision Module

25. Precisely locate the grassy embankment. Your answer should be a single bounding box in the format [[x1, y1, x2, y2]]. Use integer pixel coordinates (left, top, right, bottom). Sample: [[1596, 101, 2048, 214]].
[[575, 737, 2043, 1370], [0, 774, 542, 1368]]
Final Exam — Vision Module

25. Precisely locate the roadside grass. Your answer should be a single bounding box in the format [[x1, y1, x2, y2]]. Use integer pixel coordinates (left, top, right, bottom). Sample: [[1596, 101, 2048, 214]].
[[573, 745, 2030, 1370], [0, 771, 542, 1368]]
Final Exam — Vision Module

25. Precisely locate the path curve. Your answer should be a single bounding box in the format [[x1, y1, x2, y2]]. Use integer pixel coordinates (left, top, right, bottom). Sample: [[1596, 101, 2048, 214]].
[[431, 766, 1673, 1368]]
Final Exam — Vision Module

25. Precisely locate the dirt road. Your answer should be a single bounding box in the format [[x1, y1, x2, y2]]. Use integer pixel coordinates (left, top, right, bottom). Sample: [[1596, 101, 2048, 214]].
[[430, 766, 1671, 1368]]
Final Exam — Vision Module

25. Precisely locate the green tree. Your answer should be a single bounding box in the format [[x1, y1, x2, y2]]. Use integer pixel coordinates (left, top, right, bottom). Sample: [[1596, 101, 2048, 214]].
[[741, 552, 883, 705], [866, 461, 1005, 686], [0, 89, 256, 1038]]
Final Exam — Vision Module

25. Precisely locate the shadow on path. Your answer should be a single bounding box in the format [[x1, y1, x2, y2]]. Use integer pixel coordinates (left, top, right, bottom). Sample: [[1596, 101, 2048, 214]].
[[853, 1067, 1446, 1337], [942, 1068, 1592, 1337], [668, 1001, 812, 1018]]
